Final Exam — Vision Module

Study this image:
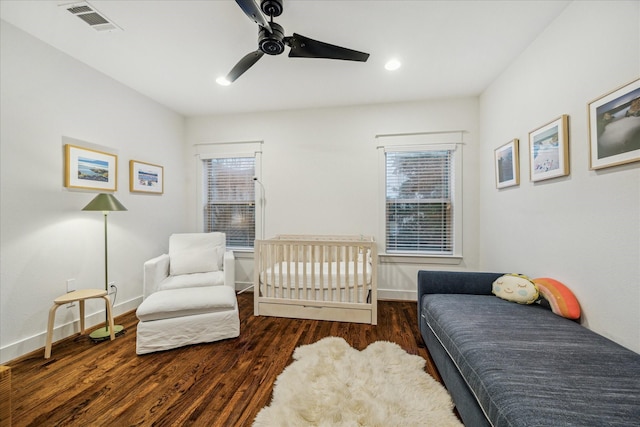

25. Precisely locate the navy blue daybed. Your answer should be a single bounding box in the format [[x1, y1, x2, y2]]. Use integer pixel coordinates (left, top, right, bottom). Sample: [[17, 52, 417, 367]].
[[418, 270, 640, 427]]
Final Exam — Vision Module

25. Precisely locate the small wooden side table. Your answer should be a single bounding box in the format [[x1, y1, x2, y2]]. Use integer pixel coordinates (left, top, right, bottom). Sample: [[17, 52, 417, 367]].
[[45, 289, 115, 359]]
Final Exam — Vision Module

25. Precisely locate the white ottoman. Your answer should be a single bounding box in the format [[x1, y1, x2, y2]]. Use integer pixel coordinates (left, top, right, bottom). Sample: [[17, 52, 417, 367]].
[[136, 285, 240, 355]]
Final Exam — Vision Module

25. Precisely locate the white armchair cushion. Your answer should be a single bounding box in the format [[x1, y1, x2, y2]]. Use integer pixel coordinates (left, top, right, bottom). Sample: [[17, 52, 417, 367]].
[[168, 233, 225, 275], [158, 271, 224, 292]]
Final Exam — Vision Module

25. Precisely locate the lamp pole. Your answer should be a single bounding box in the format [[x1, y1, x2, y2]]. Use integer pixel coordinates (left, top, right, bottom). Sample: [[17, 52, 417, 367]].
[[102, 211, 109, 328]]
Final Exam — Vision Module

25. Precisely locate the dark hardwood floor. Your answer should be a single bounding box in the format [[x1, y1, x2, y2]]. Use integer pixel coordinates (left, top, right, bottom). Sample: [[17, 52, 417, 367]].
[[7, 293, 441, 426]]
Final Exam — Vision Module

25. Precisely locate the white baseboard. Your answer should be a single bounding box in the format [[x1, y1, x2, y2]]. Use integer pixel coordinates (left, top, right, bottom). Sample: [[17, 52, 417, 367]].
[[0, 296, 142, 364], [377, 288, 417, 301]]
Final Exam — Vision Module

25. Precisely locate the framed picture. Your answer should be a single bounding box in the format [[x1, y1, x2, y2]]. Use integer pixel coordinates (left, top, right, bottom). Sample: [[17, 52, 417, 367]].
[[529, 115, 569, 182], [129, 160, 164, 194], [494, 139, 519, 189], [588, 78, 640, 170], [65, 144, 117, 191]]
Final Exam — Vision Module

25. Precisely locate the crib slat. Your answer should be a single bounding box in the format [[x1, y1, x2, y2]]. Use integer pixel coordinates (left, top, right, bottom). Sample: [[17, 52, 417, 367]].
[[273, 243, 279, 298], [311, 245, 317, 301], [352, 246, 358, 303], [302, 244, 307, 300], [286, 243, 291, 299], [359, 246, 364, 303], [335, 246, 340, 302], [293, 244, 298, 300], [347, 246, 352, 303], [329, 245, 332, 300], [356, 247, 360, 303], [320, 245, 325, 302]]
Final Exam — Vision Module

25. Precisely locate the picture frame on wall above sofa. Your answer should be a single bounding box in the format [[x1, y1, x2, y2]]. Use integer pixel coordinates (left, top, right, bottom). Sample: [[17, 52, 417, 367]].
[[529, 114, 569, 182], [65, 144, 117, 191], [494, 139, 519, 189], [130, 160, 164, 194], [588, 78, 640, 170]]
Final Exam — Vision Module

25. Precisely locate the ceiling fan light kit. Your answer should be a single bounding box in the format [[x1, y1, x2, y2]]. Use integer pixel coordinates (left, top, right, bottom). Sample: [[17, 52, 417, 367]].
[[223, 0, 370, 84]]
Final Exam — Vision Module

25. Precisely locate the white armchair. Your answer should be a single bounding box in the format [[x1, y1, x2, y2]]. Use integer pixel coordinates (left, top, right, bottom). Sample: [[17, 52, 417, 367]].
[[143, 232, 235, 299], [136, 232, 239, 354]]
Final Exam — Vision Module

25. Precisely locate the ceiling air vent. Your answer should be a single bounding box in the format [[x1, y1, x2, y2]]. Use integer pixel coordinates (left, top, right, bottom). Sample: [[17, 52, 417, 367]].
[[58, 1, 122, 32]]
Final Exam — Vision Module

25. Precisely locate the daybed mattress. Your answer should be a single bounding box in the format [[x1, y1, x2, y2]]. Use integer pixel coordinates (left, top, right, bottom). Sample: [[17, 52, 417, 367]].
[[421, 294, 640, 427]]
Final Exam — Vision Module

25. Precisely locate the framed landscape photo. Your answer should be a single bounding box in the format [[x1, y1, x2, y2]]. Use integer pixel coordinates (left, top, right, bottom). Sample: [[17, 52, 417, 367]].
[[588, 78, 640, 170], [494, 139, 519, 189], [529, 115, 569, 182], [65, 144, 117, 191], [130, 160, 164, 194]]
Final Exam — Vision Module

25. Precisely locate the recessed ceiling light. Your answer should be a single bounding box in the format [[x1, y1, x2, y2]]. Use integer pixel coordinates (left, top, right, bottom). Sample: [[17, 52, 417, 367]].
[[385, 59, 401, 71], [216, 76, 231, 86]]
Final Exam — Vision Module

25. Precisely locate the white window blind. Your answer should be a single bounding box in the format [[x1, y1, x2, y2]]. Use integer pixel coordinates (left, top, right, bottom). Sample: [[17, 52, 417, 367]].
[[203, 156, 256, 249], [385, 148, 454, 255]]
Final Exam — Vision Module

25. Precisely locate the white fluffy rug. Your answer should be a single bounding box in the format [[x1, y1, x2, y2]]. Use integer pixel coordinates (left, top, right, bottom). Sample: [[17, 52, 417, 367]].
[[253, 337, 462, 426]]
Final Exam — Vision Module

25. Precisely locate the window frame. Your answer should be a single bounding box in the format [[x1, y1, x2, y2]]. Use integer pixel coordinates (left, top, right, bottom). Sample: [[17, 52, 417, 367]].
[[378, 141, 463, 260], [196, 147, 262, 251]]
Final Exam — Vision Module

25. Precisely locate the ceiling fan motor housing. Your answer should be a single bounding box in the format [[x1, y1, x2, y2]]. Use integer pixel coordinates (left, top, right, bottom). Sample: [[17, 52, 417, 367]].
[[259, 21, 285, 55]]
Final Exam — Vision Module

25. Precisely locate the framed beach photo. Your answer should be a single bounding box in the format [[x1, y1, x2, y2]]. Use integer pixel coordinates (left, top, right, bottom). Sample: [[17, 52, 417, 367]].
[[494, 139, 519, 189], [529, 115, 569, 182], [588, 78, 640, 170], [130, 160, 164, 194], [65, 144, 117, 191]]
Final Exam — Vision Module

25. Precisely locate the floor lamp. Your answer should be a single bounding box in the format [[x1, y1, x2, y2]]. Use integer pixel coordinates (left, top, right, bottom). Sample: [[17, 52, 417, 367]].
[[82, 193, 127, 341]]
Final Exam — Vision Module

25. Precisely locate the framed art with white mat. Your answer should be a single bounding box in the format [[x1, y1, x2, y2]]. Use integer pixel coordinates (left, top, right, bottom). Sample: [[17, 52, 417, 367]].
[[129, 160, 164, 194], [588, 78, 640, 170], [65, 144, 117, 191], [494, 139, 519, 189], [529, 115, 569, 182]]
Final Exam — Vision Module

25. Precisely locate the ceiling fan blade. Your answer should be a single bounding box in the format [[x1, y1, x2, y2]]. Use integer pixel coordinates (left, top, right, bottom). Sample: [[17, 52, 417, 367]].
[[285, 33, 370, 62], [235, 0, 272, 33], [226, 50, 265, 83]]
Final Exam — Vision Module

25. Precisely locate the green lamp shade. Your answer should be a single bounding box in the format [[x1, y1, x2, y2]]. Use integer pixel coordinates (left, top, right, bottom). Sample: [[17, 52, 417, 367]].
[[82, 193, 127, 212]]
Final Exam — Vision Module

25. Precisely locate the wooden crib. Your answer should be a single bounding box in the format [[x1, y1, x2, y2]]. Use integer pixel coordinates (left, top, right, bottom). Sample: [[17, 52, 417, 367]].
[[254, 235, 378, 325]]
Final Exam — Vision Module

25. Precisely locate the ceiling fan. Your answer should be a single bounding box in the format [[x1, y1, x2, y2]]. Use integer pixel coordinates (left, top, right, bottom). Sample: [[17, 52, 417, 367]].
[[220, 0, 370, 84]]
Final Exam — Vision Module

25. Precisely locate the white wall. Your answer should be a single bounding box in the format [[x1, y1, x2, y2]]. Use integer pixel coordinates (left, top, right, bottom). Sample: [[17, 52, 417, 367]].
[[186, 98, 482, 299], [0, 21, 188, 363], [479, 1, 640, 352]]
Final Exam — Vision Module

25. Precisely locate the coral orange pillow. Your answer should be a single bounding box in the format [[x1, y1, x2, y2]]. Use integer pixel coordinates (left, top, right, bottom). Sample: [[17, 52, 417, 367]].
[[532, 277, 581, 320]]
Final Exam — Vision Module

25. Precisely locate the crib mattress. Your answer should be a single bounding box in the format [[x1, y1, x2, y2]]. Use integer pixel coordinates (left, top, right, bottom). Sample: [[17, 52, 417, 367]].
[[259, 261, 371, 302], [260, 261, 372, 288]]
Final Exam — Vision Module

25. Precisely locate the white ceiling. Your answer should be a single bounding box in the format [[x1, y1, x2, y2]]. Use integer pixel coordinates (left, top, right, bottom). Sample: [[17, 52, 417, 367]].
[[0, 0, 570, 117]]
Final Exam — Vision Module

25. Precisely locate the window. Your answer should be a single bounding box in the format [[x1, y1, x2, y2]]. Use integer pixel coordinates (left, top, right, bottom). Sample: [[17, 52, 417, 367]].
[[384, 146, 459, 255], [203, 156, 256, 249]]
